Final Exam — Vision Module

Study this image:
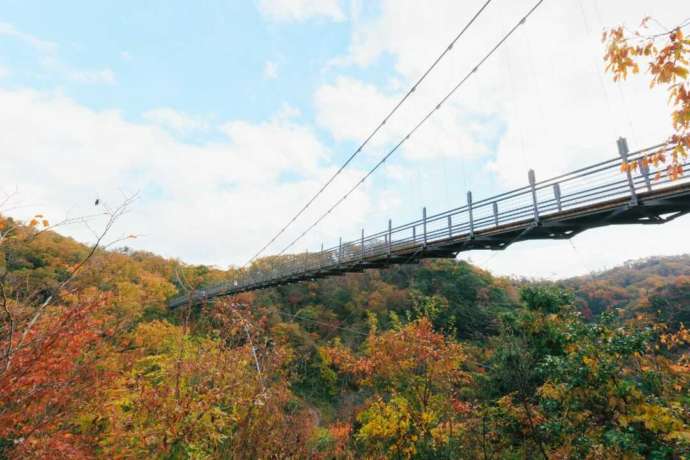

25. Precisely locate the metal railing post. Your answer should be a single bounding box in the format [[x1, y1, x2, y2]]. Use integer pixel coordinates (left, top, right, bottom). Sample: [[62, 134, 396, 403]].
[[338, 237, 342, 265], [553, 183, 562, 212], [467, 191, 475, 238], [422, 207, 427, 246], [617, 137, 638, 205], [413, 226, 416, 243], [493, 202, 499, 226], [447, 215, 452, 237], [387, 219, 392, 257], [528, 169, 539, 223], [638, 157, 652, 193], [361, 228, 365, 261]]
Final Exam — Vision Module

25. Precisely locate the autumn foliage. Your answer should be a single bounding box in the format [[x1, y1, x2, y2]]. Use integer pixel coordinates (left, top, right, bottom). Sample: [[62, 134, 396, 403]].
[[0, 295, 108, 458], [1, 212, 690, 458], [604, 18, 690, 179]]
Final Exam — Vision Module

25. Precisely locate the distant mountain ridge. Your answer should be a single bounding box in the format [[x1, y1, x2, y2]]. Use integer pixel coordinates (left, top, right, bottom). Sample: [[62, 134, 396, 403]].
[[561, 254, 690, 324]]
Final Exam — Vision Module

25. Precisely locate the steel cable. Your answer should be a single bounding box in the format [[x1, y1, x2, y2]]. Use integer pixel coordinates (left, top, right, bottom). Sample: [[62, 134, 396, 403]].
[[277, 0, 547, 256], [246, 0, 494, 265]]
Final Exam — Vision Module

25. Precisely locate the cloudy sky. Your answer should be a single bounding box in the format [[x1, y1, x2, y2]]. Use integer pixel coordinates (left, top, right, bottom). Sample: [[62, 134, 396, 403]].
[[2, 0, 689, 278]]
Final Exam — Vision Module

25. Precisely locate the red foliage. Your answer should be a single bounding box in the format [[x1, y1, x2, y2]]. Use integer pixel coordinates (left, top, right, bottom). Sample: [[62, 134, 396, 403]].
[[0, 294, 111, 458]]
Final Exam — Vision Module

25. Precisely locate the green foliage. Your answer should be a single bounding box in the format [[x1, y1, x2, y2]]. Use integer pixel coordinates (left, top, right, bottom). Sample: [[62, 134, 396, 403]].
[[521, 284, 573, 313]]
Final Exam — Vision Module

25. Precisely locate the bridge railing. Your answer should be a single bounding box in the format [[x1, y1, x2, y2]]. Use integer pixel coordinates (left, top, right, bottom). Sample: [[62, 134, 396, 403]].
[[170, 140, 689, 305], [286, 142, 685, 272]]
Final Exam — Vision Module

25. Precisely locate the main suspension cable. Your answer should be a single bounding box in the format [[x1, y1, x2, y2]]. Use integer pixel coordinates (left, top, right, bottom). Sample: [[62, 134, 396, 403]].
[[277, 0, 546, 257], [245, 0, 494, 265]]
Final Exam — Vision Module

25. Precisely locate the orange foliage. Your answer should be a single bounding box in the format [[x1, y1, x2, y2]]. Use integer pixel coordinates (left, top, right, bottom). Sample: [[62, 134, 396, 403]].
[[604, 20, 690, 179], [326, 317, 468, 389], [0, 294, 111, 458]]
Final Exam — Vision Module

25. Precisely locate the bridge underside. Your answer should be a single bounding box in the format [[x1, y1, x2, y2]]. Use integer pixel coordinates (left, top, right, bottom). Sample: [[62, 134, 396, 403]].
[[170, 183, 690, 308]]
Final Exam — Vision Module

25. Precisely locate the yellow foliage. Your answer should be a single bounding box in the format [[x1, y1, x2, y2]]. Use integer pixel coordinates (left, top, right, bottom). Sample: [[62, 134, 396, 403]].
[[582, 355, 598, 371], [538, 382, 565, 400], [621, 403, 685, 436], [357, 396, 417, 459]]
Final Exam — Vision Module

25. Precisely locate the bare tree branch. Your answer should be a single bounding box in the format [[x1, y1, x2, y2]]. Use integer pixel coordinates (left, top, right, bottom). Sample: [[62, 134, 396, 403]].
[[1, 194, 138, 372]]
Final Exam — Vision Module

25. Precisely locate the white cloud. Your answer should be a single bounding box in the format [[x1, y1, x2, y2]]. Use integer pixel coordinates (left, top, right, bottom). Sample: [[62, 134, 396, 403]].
[[462, 217, 690, 280], [275, 103, 301, 120], [0, 21, 57, 53], [314, 76, 495, 161], [36, 55, 117, 85], [258, 0, 345, 22], [315, 77, 393, 143], [1, 21, 116, 85], [65, 67, 116, 85], [263, 60, 278, 79], [0, 65, 8, 79], [0, 88, 378, 266], [144, 107, 208, 134], [219, 114, 328, 178], [331, 0, 684, 183], [313, 0, 690, 277]]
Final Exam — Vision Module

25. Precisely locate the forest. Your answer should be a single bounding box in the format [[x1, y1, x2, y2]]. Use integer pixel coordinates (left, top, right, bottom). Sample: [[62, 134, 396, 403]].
[[1, 214, 689, 459]]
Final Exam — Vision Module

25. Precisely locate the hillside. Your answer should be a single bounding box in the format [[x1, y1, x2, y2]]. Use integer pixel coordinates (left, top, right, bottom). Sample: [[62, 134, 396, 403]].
[[1, 215, 689, 459], [562, 255, 690, 327]]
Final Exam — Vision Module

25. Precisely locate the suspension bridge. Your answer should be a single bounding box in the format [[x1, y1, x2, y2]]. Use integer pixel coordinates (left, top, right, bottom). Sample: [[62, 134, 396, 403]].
[[169, 139, 690, 308], [168, 1, 690, 309]]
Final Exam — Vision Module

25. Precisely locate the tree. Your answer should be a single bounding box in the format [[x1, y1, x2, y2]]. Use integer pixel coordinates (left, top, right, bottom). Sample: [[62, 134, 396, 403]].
[[0, 197, 135, 458], [482, 286, 690, 459], [99, 301, 317, 459], [0, 293, 109, 458], [603, 19, 690, 179], [324, 317, 471, 459], [536, 313, 690, 458]]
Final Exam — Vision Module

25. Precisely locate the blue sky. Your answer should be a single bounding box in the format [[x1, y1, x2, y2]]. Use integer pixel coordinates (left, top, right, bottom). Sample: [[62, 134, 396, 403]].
[[1, 2, 350, 125], [2, 0, 689, 278]]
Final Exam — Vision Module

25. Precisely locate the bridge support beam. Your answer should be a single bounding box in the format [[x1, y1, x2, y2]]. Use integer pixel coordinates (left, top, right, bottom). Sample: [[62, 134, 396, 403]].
[[638, 157, 652, 193], [617, 137, 638, 206], [528, 169, 539, 223], [553, 183, 562, 212], [467, 191, 475, 238], [361, 228, 365, 261]]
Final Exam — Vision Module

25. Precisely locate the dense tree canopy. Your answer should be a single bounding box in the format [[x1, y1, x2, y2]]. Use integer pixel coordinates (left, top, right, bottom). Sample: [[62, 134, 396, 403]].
[[1, 214, 689, 458]]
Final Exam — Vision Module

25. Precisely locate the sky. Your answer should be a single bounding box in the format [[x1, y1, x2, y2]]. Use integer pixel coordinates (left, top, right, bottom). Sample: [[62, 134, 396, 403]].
[[1, 0, 689, 279]]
